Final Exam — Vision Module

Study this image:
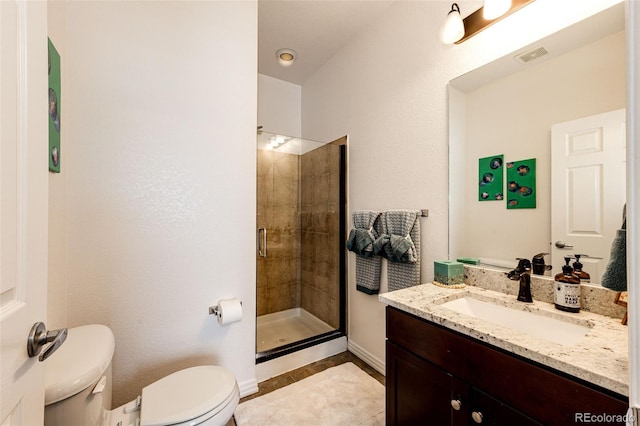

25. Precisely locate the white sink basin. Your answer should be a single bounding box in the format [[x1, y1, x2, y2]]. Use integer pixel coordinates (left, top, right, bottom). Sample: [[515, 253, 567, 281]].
[[439, 296, 592, 346]]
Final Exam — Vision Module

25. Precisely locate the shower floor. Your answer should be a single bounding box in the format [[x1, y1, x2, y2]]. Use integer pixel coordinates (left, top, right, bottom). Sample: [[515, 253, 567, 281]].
[[257, 308, 334, 354]]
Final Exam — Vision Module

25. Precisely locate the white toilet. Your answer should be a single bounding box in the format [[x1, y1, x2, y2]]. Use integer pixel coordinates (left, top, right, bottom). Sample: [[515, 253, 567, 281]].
[[44, 324, 240, 426]]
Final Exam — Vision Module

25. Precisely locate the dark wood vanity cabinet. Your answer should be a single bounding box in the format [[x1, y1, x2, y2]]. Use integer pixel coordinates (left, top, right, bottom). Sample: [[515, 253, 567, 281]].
[[386, 306, 628, 426]]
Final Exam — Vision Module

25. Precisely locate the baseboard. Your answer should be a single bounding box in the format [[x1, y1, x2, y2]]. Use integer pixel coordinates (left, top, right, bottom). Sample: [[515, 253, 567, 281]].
[[347, 339, 385, 376], [238, 377, 259, 398], [243, 337, 385, 396]]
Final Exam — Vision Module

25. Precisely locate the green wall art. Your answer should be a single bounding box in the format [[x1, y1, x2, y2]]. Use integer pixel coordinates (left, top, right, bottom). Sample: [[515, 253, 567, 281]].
[[478, 154, 504, 201], [506, 158, 536, 209], [48, 38, 61, 173]]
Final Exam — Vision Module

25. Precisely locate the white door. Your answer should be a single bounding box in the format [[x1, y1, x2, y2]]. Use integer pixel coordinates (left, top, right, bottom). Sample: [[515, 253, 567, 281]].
[[1, 1, 49, 424], [551, 109, 626, 284]]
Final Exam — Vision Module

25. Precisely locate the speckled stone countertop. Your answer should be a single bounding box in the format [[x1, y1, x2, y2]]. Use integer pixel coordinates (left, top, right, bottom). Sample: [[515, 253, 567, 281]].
[[379, 279, 629, 396]]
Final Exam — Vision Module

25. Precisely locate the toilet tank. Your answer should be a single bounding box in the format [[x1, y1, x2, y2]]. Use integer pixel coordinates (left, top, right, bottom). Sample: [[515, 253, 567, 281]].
[[44, 324, 115, 426]]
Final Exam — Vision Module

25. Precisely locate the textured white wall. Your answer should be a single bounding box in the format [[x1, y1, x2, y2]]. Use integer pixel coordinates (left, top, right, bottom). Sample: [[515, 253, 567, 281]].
[[64, 1, 258, 406], [301, 0, 621, 368], [258, 74, 301, 137], [47, 0, 68, 331]]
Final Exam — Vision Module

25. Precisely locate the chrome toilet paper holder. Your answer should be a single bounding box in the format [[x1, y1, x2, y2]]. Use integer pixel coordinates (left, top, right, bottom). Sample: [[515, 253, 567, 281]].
[[209, 300, 242, 316]]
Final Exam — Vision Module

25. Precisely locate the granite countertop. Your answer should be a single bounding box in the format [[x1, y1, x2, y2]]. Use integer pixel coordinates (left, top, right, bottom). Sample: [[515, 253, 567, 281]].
[[379, 282, 629, 396]]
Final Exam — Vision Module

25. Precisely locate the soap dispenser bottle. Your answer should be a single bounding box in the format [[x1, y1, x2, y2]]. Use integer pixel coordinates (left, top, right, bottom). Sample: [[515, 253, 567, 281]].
[[554, 256, 581, 313], [572, 254, 591, 283]]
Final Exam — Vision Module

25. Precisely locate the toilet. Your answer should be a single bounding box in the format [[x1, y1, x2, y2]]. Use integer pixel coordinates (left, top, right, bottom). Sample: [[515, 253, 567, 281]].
[[44, 324, 239, 426]]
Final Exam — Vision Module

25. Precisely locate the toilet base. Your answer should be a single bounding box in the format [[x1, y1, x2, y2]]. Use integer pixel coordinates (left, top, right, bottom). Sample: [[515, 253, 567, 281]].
[[108, 397, 141, 426]]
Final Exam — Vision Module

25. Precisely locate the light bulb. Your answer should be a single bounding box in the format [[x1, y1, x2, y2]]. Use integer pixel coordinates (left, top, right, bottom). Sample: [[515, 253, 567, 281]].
[[440, 3, 465, 45], [483, 0, 511, 20]]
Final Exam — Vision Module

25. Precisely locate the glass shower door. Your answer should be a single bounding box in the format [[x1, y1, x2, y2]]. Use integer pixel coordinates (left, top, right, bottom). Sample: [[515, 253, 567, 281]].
[[255, 131, 346, 361]]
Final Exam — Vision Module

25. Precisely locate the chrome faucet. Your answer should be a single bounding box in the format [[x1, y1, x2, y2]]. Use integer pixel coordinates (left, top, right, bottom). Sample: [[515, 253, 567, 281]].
[[507, 258, 533, 303]]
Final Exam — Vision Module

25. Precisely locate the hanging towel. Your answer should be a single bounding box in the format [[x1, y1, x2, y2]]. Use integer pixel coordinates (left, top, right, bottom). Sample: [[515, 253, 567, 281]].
[[602, 205, 627, 292], [346, 211, 382, 294], [375, 210, 421, 291], [346, 211, 378, 257]]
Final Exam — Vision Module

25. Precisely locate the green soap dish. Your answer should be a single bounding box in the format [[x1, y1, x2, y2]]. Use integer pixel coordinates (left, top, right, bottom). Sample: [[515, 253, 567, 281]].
[[457, 257, 480, 265]]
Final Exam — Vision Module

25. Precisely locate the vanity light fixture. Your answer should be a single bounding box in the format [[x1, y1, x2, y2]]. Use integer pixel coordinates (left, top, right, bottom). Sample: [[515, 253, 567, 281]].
[[440, 3, 465, 45], [441, 0, 535, 45], [276, 48, 296, 67]]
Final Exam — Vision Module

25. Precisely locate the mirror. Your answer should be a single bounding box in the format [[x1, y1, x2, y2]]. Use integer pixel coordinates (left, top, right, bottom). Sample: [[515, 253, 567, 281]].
[[448, 3, 625, 285]]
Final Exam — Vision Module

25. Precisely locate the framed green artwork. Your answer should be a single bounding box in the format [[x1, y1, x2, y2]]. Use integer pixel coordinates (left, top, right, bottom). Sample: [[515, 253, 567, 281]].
[[48, 38, 61, 173], [506, 158, 536, 209], [478, 154, 504, 201]]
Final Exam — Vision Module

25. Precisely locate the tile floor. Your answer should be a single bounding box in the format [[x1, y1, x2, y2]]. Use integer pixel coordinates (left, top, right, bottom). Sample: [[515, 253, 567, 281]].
[[230, 351, 385, 425]]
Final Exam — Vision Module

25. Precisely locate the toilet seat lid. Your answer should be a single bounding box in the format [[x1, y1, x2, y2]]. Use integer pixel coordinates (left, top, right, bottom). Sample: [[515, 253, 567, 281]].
[[140, 365, 237, 426]]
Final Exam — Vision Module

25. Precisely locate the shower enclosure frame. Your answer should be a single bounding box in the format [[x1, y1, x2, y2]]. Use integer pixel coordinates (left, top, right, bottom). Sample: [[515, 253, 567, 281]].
[[255, 136, 347, 364]]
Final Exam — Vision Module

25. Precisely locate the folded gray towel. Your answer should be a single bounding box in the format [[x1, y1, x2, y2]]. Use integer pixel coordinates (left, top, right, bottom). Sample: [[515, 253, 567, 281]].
[[602, 205, 626, 292], [374, 211, 419, 263], [346, 210, 379, 256], [347, 211, 382, 294], [346, 222, 377, 257], [375, 210, 421, 291]]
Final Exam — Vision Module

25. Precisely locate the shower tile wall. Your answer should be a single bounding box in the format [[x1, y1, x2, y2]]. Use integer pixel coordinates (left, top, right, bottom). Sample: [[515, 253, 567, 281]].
[[256, 150, 300, 316], [300, 144, 341, 328]]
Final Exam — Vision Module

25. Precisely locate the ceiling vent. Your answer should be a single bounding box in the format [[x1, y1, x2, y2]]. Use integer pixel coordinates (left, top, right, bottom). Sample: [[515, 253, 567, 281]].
[[514, 46, 549, 64]]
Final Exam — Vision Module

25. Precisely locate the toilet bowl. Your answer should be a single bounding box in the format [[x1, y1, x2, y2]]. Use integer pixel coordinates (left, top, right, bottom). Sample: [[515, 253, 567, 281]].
[[44, 325, 239, 426]]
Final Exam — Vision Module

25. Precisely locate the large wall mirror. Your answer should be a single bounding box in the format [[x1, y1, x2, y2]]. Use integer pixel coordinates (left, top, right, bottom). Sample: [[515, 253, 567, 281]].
[[448, 2, 625, 285]]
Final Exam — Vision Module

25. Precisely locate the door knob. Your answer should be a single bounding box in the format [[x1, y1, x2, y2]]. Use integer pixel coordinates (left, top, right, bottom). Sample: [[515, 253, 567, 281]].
[[27, 322, 68, 362], [555, 240, 574, 249]]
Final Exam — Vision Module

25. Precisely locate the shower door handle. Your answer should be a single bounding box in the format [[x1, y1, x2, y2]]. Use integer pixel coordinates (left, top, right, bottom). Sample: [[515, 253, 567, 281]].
[[258, 227, 267, 258]]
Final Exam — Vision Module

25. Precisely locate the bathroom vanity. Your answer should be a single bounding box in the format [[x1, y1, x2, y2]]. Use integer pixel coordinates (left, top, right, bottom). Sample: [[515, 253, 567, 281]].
[[380, 273, 629, 426]]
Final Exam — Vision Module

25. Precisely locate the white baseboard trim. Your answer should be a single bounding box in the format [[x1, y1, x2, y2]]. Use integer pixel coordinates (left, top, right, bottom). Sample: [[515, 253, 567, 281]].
[[347, 339, 385, 376], [238, 378, 259, 398], [255, 336, 347, 383]]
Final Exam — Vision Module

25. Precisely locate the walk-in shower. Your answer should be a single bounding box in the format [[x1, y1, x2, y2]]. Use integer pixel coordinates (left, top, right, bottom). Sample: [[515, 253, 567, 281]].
[[256, 130, 346, 363]]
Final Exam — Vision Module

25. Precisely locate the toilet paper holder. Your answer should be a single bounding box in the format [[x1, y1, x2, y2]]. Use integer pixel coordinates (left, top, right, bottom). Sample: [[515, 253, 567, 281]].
[[209, 300, 242, 316]]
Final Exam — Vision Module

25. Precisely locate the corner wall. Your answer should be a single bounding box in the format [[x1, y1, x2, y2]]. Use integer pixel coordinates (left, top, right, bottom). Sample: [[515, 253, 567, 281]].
[[64, 1, 258, 405], [258, 74, 301, 137]]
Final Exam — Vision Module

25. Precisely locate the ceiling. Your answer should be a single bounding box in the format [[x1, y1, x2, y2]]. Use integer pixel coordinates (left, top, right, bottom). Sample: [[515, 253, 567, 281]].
[[258, 1, 486, 85]]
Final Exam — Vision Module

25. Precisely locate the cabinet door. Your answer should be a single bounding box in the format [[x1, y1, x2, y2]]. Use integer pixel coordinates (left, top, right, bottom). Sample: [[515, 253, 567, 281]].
[[387, 341, 456, 425], [468, 387, 543, 426]]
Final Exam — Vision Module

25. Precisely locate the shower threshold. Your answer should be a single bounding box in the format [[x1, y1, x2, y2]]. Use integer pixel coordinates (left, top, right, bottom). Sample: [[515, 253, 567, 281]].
[[256, 308, 343, 363]]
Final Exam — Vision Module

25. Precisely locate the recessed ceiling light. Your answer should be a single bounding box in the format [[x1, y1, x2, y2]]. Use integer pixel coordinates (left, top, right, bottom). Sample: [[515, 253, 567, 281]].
[[276, 48, 296, 67]]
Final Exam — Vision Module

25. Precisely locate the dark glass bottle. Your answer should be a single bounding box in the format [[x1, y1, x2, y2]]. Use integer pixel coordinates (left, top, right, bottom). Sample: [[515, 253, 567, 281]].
[[572, 254, 591, 283], [554, 257, 581, 313]]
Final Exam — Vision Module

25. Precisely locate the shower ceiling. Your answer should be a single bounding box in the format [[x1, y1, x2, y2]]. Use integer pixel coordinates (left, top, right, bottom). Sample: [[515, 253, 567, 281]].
[[257, 130, 324, 155]]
